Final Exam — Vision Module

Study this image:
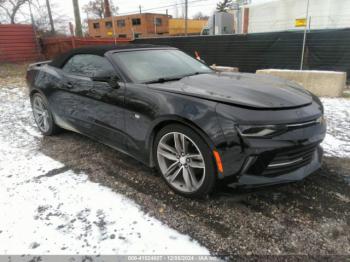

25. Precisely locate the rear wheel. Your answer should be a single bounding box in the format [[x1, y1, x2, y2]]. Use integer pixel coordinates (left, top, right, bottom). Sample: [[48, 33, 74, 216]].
[[31, 93, 60, 136], [154, 124, 216, 198]]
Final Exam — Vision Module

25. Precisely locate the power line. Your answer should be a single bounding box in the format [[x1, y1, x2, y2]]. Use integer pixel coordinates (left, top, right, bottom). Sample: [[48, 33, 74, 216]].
[[117, 0, 208, 15]]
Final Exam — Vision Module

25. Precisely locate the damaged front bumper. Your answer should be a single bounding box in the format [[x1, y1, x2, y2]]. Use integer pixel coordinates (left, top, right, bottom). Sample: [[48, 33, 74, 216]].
[[234, 146, 323, 187]]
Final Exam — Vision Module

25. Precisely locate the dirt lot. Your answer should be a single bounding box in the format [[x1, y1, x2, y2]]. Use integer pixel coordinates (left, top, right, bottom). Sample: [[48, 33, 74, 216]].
[[1, 64, 349, 258]]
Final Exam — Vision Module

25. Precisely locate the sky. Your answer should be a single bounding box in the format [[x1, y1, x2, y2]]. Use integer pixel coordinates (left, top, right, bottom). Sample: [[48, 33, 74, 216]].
[[0, 0, 274, 33], [57, 0, 273, 22]]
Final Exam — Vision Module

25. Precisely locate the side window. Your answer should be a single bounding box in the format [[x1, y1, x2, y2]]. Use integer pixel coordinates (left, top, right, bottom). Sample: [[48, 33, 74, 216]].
[[63, 54, 115, 78], [132, 18, 141, 26], [155, 18, 162, 26], [117, 19, 125, 27], [105, 21, 113, 29]]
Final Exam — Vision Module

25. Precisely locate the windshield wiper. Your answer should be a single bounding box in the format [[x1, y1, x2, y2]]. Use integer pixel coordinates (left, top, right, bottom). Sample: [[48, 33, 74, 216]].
[[144, 77, 183, 84], [144, 72, 207, 84]]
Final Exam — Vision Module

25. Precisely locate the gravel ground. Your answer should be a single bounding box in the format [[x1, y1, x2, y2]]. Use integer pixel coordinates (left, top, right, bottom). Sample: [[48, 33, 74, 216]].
[[0, 66, 349, 259]]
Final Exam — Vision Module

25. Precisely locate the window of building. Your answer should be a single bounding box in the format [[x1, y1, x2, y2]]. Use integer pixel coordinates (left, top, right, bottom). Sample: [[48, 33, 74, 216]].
[[117, 19, 125, 27], [134, 33, 142, 38], [155, 18, 162, 26], [132, 18, 141, 26], [93, 22, 100, 29], [105, 21, 113, 29], [118, 34, 127, 38], [63, 54, 115, 78]]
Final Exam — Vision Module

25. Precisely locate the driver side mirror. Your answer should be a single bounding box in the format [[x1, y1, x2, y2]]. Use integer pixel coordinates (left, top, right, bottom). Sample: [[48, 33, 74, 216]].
[[108, 75, 120, 89], [91, 75, 120, 89]]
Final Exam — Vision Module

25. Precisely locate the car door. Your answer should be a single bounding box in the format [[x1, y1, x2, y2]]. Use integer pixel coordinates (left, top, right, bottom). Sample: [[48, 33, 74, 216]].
[[54, 54, 127, 151]]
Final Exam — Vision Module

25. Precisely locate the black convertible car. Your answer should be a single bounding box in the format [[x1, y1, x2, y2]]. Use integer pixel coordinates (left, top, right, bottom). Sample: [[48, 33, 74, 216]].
[[26, 44, 326, 197]]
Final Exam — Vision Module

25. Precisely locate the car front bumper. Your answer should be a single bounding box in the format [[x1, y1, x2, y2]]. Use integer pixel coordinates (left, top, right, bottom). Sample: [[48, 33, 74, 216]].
[[233, 145, 323, 187], [217, 118, 326, 186]]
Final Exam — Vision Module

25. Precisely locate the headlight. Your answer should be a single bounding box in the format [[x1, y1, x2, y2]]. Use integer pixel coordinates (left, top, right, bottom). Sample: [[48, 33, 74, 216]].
[[238, 125, 286, 138], [238, 116, 325, 138]]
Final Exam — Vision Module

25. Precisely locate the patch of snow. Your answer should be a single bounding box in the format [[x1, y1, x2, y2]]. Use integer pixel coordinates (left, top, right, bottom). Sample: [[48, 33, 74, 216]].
[[322, 134, 350, 159], [321, 98, 350, 158], [0, 87, 210, 255]]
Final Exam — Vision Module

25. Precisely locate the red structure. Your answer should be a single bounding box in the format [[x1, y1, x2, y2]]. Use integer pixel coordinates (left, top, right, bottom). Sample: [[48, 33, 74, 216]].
[[0, 24, 132, 63], [41, 36, 131, 59], [0, 24, 41, 63]]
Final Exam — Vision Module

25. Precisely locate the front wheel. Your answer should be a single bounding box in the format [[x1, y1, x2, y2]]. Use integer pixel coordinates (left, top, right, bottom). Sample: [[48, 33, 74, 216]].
[[154, 124, 216, 198]]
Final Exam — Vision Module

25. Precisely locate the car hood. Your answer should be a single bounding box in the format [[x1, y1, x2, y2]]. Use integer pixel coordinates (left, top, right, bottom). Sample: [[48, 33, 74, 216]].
[[148, 72, 313, 109]]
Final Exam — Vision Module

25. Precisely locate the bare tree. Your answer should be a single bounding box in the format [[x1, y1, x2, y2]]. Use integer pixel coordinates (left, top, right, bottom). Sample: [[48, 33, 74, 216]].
[[216, 0, 234, 12], [192, 11, 209, 20], [0, 0, 29, 24], [216, 0, 250, 12], [30, 0, 70, 35], [83, 0, 118, 19]]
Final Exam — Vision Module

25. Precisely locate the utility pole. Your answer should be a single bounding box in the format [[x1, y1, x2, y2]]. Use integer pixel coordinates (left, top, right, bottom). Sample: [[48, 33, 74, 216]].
[[174, 0, 178, 18], [45, 0, 55, 35], [72, 0, 83, 36], [300, 0, 310, 70], [184, 0, 188, 36], [154, 17, 157, 35], [139, 5, 142, 14]]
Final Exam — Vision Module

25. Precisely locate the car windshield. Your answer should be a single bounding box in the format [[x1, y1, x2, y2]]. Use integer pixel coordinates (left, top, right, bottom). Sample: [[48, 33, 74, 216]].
[[112, 49, 213, 83]]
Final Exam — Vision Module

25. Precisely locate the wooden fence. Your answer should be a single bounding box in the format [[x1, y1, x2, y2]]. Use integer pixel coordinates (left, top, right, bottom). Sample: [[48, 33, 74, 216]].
[[41, 37, 131, 59], [0, 24, 132, 63], [0, 24, 41, 63]]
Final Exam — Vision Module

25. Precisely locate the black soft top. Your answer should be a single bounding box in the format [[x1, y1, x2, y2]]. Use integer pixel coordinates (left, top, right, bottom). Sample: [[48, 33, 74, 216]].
[[49, 44, 169, 68]]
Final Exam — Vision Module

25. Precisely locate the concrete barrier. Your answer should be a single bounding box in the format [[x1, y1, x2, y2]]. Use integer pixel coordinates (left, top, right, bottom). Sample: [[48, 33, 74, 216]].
[[211, 65, 239, 72], [256, 69, 346, 97]]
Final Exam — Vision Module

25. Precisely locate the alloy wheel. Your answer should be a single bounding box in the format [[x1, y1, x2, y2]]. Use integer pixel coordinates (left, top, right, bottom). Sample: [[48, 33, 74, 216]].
[[157, 132, 206, 193], [32, 95, 50, 133]]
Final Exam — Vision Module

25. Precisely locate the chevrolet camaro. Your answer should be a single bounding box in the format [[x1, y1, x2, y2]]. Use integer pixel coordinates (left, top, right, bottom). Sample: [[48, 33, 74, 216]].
[[26, 44, 326, 197]]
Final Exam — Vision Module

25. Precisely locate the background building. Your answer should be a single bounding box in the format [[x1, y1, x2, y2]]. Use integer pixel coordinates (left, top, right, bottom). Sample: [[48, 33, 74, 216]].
[[246, 0, 350, 33], [169, 18, 207, 36], [88, 13, 171, 39]]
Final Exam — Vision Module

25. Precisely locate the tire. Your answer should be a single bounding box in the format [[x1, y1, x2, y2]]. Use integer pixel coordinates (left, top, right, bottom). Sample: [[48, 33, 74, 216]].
[[154, 124, 216, 198], [31, 93, 61, 136]]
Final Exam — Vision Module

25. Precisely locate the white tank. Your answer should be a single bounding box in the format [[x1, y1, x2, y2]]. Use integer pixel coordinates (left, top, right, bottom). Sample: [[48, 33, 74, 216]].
[[201, 11, 235, 35]]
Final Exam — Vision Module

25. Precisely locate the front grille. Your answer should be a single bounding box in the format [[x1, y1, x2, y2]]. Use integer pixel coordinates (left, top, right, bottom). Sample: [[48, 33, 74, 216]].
[[246, 143, 318, 177]]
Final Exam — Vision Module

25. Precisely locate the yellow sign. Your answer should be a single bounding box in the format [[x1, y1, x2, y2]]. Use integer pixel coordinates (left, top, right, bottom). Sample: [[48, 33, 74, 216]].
[[107, 31, 113, 36], [295, 18, 307, 27]]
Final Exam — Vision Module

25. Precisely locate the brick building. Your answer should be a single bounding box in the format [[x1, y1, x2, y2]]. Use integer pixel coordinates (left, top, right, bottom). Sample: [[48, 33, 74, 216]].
[[88, 13, 171, 39]]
